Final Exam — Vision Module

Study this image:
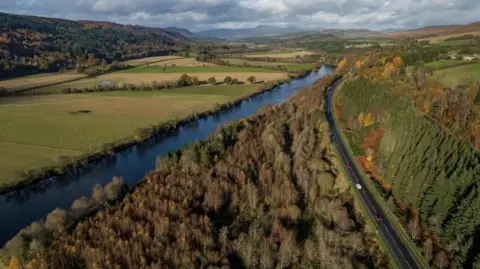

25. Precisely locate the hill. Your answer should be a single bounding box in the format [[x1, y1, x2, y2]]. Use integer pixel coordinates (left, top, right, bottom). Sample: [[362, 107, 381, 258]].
[[0, 12, 188, 79], [382, 21, 480, 40], [195, 25, 305, 39], [165, 27, 197, 38]]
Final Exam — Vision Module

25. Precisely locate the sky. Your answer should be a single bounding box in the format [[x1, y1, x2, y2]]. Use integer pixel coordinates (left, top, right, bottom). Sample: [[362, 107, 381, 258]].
[[0, 0, 479, 31]]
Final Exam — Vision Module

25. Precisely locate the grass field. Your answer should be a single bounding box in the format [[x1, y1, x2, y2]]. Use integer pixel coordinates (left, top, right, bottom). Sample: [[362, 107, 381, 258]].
[[433, 39, 476, 46], [418, 31, 480, 43], [221, 58, 316, 71], [243, 51, 314, 58], [433, 63, 480, 88], [119, 66, 279, 73], [425, 60, 466, 69], [150, 58, 217, 67], [0, 84, 259, 184], [0, 73, 85, 92], [123, 56, 183, 66], [35, 72, 286, 93]]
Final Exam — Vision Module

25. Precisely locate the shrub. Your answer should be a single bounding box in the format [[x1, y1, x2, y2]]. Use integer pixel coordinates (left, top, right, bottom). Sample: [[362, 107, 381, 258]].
[[44, 209, 68, 232], [247, 76, 256, 84], [208, 77, 217, 85], [224, 76, 233, 85], [104, 177, 127, 201]]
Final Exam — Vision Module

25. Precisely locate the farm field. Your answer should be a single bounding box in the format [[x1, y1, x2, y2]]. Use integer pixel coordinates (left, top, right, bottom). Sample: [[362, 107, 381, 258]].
[[150, 57, 217, 67], [433, 39, 476, 46], [432, 63, 480, 88], [0, 72, 85, 92], [37, 72, 286, 93], [425, 60, 466, 69], [0, 84, 259, 184], [221, 58, 316, 71], [123, 56, 183, 66], [418, 31, 480, 43], [243, 51, 314, 58], [119, 66, 279, 73]]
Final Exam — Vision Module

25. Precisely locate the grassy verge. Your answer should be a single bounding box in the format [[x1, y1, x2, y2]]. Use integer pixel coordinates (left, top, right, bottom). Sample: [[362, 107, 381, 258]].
[[331, 81, 430, 269]]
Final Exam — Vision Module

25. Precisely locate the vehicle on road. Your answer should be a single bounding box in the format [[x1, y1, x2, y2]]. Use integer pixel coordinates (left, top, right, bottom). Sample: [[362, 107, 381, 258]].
[[374, 213, 381, 221], [356, 183, 362, 190], [346, 163, 351, 169]]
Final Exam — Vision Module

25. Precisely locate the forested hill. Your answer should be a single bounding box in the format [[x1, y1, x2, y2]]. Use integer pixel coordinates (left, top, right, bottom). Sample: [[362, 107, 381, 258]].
[[0, 12, 188, 79]]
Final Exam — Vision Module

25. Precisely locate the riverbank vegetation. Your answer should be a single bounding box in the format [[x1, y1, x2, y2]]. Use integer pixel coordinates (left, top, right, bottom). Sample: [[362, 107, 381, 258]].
[[335, 52, 480, 268], [2, 72, 391, 269]]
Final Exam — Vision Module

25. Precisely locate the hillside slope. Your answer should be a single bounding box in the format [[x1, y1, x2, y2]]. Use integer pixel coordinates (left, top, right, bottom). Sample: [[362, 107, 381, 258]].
[[0, 12, 188, 79]]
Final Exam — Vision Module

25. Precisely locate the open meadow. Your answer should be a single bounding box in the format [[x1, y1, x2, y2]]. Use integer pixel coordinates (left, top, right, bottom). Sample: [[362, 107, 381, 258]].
[[243, 51, 314, 58], [0, 84, 259, 184], [0, 73, 85, 92], [150, 57, 217, 67], [221, 58, 316, 72], [425, 60, 466, 69], [122, 56, 183, 66], [432, 63, 480, 88]]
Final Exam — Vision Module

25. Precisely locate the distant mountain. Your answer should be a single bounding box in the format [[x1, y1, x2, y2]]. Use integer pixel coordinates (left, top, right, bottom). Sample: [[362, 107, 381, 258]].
[[165, 27, 196, 38], [195, 25, 305, 39]]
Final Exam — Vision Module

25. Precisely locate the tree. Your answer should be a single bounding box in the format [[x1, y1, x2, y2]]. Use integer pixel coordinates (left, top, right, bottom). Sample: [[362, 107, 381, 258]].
[[208, 77, 217, 85], [247, 76, 256, 84], [224, 76, 233, 85], [8, 256, 21, 269], [413, 60, 426, 90]]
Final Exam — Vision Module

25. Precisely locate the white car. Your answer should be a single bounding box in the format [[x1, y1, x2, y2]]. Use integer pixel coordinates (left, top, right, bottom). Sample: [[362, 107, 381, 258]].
[[356, 183, 362, 190]]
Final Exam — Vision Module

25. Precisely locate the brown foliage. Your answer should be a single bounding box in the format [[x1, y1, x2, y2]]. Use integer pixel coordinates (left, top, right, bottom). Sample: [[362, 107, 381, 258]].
[[24, 73, 389, 269]]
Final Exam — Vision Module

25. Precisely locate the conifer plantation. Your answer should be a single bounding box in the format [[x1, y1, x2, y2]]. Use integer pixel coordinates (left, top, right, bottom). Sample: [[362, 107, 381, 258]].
[[337, 75, 480, 268], [7, 74, 390, 268]]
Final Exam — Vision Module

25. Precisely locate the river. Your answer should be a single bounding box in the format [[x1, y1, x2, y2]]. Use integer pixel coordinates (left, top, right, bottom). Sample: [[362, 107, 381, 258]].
[[0, 65, 335, 245]]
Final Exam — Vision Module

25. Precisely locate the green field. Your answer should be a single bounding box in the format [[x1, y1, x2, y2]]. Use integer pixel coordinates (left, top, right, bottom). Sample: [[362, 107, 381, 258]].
[[434, 39, 476, 46], [0, 84, 258, 185], [425, 60, 465, 69], [433, 63, 480, 88], [221, 58, 315, 72], [119, 66, 278, 73]]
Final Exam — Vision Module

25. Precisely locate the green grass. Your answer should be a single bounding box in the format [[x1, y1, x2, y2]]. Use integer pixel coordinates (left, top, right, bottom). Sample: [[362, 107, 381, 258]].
[[118, 66, 278, 73], [93, 84, 260, 98], [424, 60, 465, 69], [0, 84, 258, 183], [221, 59, 316, 72], [433, 63, 480, 88], [433, 39, 476, 46]]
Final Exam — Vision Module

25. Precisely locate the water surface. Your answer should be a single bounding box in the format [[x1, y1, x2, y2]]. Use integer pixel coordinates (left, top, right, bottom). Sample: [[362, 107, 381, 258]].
[[0, 66, 335, 245]]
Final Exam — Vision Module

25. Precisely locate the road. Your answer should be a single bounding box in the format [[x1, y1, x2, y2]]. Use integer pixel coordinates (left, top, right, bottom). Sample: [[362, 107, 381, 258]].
[[325, 81, 422, 269]]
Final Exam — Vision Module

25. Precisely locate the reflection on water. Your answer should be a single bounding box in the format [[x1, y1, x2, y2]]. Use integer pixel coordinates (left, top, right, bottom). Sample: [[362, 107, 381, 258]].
[[0, 66, 335, 245]]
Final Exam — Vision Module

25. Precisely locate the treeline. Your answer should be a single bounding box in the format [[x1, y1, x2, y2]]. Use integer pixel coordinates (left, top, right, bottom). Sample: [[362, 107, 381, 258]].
[[0, 12, 187, 79], [337, 77, 480, 268], [400, 46, 449, 66], [60, 74, 248, 94], [3, 73, 391, 269]]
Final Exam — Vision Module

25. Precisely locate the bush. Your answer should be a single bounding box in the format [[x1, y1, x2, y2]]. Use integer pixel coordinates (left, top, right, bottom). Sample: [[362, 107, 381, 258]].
[[208, 77, 217, 85], [104, 177, 127, 201], [247, 76, 256, 84], [224, 76, 233, 85]]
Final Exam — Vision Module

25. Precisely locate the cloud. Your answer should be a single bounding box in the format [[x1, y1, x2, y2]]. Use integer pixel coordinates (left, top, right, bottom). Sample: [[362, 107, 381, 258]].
[[0, 0, 479, 31]]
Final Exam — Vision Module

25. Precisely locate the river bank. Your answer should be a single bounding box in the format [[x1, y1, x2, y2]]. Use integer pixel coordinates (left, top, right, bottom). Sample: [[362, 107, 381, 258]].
[[0, 66, 335, 246]]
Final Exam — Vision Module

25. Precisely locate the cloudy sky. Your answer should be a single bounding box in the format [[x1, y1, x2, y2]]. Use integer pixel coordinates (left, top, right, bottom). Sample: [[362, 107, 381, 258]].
[[0, 0, 479, 31]]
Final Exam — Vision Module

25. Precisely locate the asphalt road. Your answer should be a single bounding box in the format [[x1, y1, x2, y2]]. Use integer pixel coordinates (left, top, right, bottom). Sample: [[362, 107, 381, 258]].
[[325, 81, 422, 269]]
